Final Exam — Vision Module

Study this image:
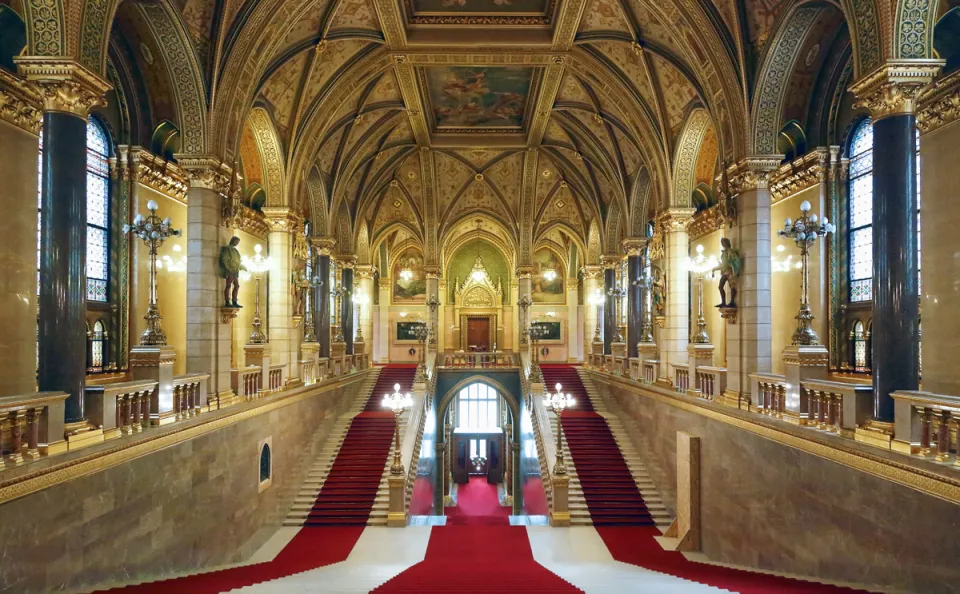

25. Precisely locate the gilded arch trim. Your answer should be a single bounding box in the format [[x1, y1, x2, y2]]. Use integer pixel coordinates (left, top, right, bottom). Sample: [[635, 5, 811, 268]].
[[672, 109, 711, 208], [248, 107, 286, 206]]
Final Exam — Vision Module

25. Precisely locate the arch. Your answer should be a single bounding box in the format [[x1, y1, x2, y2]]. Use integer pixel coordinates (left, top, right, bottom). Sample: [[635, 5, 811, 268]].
[[244, 184, 267, 211], [586, 219, 601, 265], [20, 0, 66, 58], [777, 120, 808, 161], [78, 0, 124, 75], [672, 109, 712, 207], [630, 168, 652, 237], [603, 202, 623, 253], [436, 375, 520, 427], [336, 201, 353, 253], [895, 0, 940, 59], [135, 1, 206, 155], [151, 120, 181, 161], [247, 107, 286, 206], [0, 6, 26, 72], [307, 167, 328, 237], [751, 5, 823, 155], [355, 222, 371, 265]]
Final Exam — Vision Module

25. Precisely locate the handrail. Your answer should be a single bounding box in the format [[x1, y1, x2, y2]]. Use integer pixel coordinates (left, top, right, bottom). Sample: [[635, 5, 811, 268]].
[[892, 390, 960, 461], [0, 391, 69, 462], [85, 380, 157, 439]]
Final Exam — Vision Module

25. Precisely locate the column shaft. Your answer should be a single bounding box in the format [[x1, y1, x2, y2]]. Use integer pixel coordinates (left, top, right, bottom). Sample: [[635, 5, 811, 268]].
[[268, 229, 293, 373], [663, 229, 689, 374], [871, 114, 920, 420], [37, 112, 87, 421], [342, 267, 354, 354], [627, 255, 642, 357], [317, 255, 330, 357], [603, 268, 615, 354]]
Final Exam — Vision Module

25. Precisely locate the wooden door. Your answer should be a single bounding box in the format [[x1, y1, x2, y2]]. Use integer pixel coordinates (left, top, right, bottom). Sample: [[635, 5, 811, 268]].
[[467, 317, 490, 351]]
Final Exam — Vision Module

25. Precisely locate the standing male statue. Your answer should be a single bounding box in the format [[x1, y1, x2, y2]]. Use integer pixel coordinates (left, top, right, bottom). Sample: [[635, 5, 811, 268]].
[[220, 236, 246, 308], [716, 237, 742, 308]]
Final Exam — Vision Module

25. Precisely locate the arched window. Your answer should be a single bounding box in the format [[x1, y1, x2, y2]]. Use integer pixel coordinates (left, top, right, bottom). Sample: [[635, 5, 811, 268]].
[[851, 320, 867, 372], [88, 319, 106, 372], [86, 119, 111, 303], [457, 382, 499, 430], [848, 118, 873, 302]]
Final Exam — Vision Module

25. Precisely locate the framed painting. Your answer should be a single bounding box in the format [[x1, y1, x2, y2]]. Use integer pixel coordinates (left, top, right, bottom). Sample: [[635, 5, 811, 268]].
[[531, 248, 564, 303], [393, 247, 426, 303], [396, 321, 425, 342], [531, 320, 563, 343]]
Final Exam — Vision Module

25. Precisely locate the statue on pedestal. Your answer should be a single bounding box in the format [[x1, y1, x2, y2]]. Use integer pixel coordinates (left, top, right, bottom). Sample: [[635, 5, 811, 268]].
[[716, 237, 742, 308], [291, 267, 308, 318], [219, 237, 246, 308]]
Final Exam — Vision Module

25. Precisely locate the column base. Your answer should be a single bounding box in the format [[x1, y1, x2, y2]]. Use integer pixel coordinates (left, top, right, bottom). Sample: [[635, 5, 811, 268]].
[[720, 389, 751, 410], [64, 421, 104, 451], [855, 420, 894, 449]]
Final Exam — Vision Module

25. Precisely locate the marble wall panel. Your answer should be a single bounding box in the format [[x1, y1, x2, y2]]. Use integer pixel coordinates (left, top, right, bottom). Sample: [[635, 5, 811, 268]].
[[593, 375, 960, 593]]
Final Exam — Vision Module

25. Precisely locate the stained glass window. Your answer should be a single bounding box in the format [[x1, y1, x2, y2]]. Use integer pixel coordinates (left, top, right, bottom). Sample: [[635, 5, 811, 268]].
[[89, 320, 105, 371], [86, 119, 110, 302], [848, 118, 873, 302], [852, 320, 867, 371], [457, 383, 499, 430]]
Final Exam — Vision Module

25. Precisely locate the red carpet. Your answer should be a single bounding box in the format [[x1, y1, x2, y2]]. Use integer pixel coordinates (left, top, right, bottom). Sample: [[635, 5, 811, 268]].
[[371, 525, 582, 593], [444, 477, 511, 525], [541, 365, 655, 526], [597, 526, 873, 593]]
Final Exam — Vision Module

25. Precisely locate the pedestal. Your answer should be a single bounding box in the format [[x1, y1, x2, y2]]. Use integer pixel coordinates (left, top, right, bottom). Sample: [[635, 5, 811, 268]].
[[244, 343, 271, 397], [550, 474, 571, 527], [387, 474, 407, 527], [686, 344, 714, 396], [611, 341, 627, 375], [130, 345, 177, 426], [353, 340, 366, 370], [781, 345, 828, 425], [301, 341, 320, 383], [331, 341, 346, 376]]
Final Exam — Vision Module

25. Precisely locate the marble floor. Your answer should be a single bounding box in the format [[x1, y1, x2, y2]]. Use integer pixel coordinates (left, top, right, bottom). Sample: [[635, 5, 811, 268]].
[[237, 522, 725, 593]]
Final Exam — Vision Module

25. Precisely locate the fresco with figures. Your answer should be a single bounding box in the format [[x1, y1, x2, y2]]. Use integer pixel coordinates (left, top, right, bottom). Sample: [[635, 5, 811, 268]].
[[393, 247, 427, 303], [532, 248, 564, 303], [411, 0, 549, 13], [425, 66, 534, 130]]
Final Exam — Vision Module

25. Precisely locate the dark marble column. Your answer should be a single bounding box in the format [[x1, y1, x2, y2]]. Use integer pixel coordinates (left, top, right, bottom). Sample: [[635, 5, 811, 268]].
[[342, 267, 354, 354], [603, 268, 615, 355], [871, 114, 919, 421], [37, 112, 87, 422], [316, 254, 330, 357], [627, 254, 642, 357]]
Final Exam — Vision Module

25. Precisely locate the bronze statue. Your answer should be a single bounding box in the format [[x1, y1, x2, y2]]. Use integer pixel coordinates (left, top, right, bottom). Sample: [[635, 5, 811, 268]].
[[716, 237, 742, 308], [291, 267, 307, 318], [219, 237, 246, 308]]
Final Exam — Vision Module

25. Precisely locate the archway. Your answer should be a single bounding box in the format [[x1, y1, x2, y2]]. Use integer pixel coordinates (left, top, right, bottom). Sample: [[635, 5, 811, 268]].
[[433, 372, 525, 516]]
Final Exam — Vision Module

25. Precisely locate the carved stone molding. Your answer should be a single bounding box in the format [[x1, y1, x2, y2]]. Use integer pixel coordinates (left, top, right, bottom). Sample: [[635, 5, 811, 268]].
[[687, 205, 723, 241], [336, 255, 357, 269], [620, 238, 647, 257], [179, 157, 233, 194], [726, 156, 781, 194], [918, 69, 960, 135], [237, 206, 268, 240], [355, 264, 377, 279], [310, 237, 337, 255], [850, 60, 944, 121], [118, 146, 189, 203], [770, 149, 829, 204], [261, 207, 301, 233], [0, 69, 42, 134], [657, 208, 696, 233], [600, 253, 623, 269], [15, 57, 111, 118], [580, 265, 602, 279]]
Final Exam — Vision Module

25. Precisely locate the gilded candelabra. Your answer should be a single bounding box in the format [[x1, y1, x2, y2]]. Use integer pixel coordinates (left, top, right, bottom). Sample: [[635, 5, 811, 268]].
[[688, 245, 719, 345], [124, 199, 181, 346], [382, 383, 413, 475], [588, 288, 604, 343], [425, 295, 440, 345], [353, 289, 369, 343], [529, 322, 549, 383], [331, 285, 348, 342], [632, 271, 656, 343], [302, 275, 322, 343], [778, 200, 834, 345], [412, 321, 429, 383], [545, 383, 576, 475], [517, 295, 532, 345], [607, 282, 627, 343], [241, 244, 272, 344]]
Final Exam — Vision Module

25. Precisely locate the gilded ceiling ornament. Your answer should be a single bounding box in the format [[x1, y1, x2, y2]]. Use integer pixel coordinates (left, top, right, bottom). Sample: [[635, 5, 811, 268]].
[[850, 60, 944, 121], [0, 69, 42, 134], [917, 69, 960, 134]]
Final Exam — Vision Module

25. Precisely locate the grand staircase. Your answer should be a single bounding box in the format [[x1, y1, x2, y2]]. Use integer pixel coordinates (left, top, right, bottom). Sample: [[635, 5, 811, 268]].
[[540, 365, 671, 528], [284, 365, 417, 527]]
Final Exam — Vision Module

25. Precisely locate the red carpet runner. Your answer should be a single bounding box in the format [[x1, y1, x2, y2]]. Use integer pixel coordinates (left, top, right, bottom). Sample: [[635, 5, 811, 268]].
[[373, 476, 581, 593], [540, 364, 654, 526]]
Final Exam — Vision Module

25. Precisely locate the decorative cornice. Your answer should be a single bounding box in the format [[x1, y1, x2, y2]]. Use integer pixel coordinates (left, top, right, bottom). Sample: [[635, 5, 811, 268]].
[[620, 238, 647, 257], [918, 68, 960, 135], [354, 264, 377, 279], [580, 265, 603, 279], [179, 157, 233, 194], [118, 146, 189, 204], [261, 207, 301, 233], [14, 57, 111, 118], [0, 69, 41, 134], [600, 253, 622, 269], [336, 255, 357, 269], [850, 60, 944, 121], [310, 237, 337, 255], [656, 208, 696, 233], [687, 205, 724, 241], [237, 206, 268, 240], [769, 149, 829, 204], [726, 156, 781, 193]]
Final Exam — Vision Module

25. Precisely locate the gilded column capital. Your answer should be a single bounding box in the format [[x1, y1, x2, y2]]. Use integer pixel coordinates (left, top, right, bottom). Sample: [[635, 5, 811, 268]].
[[261, 207, 301, 233], [423, 265, 441, 278], [600, 253, 622, 269], [516, 265, 536, 278], [179, 157, 233, 193], [620, 237, 647, 256], [850, 60, 944, 121], [336, 255, 357, 269], [0, 69, 42, 134], [580, 265, 603, 279], [656, 208, 696, 233], [118, 145, 189, 203], [310, 237, 337, 255], [355, 264, 377, 279], [15, 57, 111, 119], [726, 156, 780, 193], [918, 68, 960, 135]]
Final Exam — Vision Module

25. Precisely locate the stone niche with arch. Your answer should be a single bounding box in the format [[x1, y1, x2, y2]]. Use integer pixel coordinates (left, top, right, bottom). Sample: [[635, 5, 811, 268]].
[[444, 234, 512, 353]]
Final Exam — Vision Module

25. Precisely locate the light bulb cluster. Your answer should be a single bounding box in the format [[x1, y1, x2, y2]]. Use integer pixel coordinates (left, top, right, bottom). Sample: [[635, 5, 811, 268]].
[[687, 244, 719, 276], [779, 200, 835, 247], [543, 269, 557, 282], [381, 383, 413, 414], [124, 199, 180, 245], [241, 243, 273, 276], [399, 269, 414, 282], [545, 383, 576, 413]]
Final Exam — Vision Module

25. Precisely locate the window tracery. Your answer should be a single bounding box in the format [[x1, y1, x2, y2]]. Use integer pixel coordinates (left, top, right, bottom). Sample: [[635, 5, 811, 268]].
[[86, 118, 111, 303], [848, 118, 873, 303], [457, 383, 499, 430]]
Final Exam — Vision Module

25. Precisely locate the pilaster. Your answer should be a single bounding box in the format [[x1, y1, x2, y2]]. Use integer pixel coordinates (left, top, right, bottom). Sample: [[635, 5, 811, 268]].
[[263, 207, 300, 385], [659, 209, 695, 380]]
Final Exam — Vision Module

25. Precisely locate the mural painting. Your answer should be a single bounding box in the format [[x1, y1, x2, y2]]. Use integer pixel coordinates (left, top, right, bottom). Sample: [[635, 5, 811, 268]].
[[397, 321, 425, 341], [393, 247, 427, 302], [532, 320, 562, 341], [531, 248, 564, 303], [411, 0, 549, 15], [424, 66, 534, 130]]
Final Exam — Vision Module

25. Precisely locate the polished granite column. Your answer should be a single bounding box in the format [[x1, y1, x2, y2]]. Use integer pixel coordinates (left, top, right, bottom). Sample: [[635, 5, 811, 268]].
[[341, 264, 355, 355], [851, 62, 941, 427], [625, 241, 644, 358], [603, 263, 616, 355], [313, 240, 334, 358]]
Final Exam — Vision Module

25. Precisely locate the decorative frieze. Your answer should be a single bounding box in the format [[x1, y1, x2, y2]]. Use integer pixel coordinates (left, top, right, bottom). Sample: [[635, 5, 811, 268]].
[[261, 207, 302, 234], [850, 60, 943, 120], [726, 156, 780, 194], [179, 157, 233, 194], [0, 69, 42, 134], [656, 208, 696, 233], [918, 68, 960, 135], [769, 149, 829, 204], [117, 146, 189, 203], [15, 57, 111, 118], [687, 205, 724, 241]]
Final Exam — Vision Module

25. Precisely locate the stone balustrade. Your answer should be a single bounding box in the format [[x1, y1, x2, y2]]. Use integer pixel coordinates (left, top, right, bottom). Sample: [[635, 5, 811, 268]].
[[892, 391, 960, 463], [750, 373, 787, 418], [232, 366, 263, 401], [268, 365, 284, 391], [801, 379, 872, 437], [301, 359, 318, 385], [673, 364, 690, 393], [440, 352, 518, 368], [317, 358, 329, 380], [85, 380, 157, 439], [642, 359, 659, 384], [695, 366, 726, 401], [0, 392, 69, 465], [173, 374, 209, 420]]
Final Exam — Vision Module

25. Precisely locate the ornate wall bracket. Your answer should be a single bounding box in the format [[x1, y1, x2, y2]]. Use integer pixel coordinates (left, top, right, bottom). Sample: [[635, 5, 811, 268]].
[[769, 149, 829, 204], [719, 306, 738, 324], [850, 60, 944, 120], [117, 146, 189, 203]]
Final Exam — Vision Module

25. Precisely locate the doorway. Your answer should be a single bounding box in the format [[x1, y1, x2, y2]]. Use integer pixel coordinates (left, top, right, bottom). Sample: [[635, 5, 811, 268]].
[[466, 317, 491, 351]]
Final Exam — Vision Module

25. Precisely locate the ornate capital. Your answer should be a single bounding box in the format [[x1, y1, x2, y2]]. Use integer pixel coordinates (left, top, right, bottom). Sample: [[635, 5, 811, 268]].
[[336, 255, 357, 269], [310, 237, 337, 255], [850, 60, 944, 121], [657, 208, 696, 233], [0, 69, 42, 134], [580, 265, 603, 279], [118, 146, 189, 203], [918, 68, 960, 135], [769, 148, 829, 204], [620, 237, 647, 256], [15, 58, 111, 118], [355, 264, 377, 279], [516, 265, 536, 279], [726, 156, 780, 193], [600, 253, 622, 269], [179, 157, 233, 194], [423, 265, 441, 278], [261, 207, 301, 233]]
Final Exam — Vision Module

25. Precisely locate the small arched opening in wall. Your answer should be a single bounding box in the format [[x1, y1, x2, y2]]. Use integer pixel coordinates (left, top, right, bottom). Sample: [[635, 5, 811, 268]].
[[258, 437, 273, 492]]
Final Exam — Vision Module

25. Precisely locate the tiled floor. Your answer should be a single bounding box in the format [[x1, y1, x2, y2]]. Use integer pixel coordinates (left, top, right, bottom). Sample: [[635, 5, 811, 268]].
[[238, 523, 724, 593]]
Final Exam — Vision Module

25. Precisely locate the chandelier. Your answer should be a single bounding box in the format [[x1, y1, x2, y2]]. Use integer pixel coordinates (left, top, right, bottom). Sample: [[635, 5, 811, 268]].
[[542, 269, 557, 282], [399, 268, 413, 282]]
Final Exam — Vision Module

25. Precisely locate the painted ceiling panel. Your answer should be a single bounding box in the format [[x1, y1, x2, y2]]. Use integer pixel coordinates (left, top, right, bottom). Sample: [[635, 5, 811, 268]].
[[650, 54, 698, 139], [330, 0, 382, 30], [259, 50, 310, 143]]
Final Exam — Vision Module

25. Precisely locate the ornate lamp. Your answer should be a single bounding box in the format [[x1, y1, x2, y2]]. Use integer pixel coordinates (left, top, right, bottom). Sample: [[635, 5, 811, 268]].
[[588, 288, 605, 343], [412, 321, 429, 382], [607, 282, 627, 343], [425, 295, 440, 345], [382, 383, 414, 475], [517, 295, 532, 345], [331, 285, 348, 342], [240, 244, 272, 344], [545, 383, 576, 475], [303, 275, 322, 343], [353, 289, 369, 343], [778, 200, 834, 345], [124, 199, 181, 346], [687, 245, 719, 344]]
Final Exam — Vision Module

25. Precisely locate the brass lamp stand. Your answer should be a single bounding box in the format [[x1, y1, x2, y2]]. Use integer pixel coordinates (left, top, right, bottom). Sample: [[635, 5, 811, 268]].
[[545, 383, 576, 475], [124, 199, 181, 346]]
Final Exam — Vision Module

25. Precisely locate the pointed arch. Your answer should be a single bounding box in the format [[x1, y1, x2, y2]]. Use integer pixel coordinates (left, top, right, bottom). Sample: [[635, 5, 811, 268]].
[[307, 167, 328, 237], [672, 109, 712, 208], [247, 107, 286, 206]]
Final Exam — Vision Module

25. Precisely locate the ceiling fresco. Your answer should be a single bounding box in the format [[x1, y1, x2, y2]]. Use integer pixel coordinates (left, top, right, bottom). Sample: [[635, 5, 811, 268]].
[[422, 66, 536, 132], [411, 0, 549, 14]]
